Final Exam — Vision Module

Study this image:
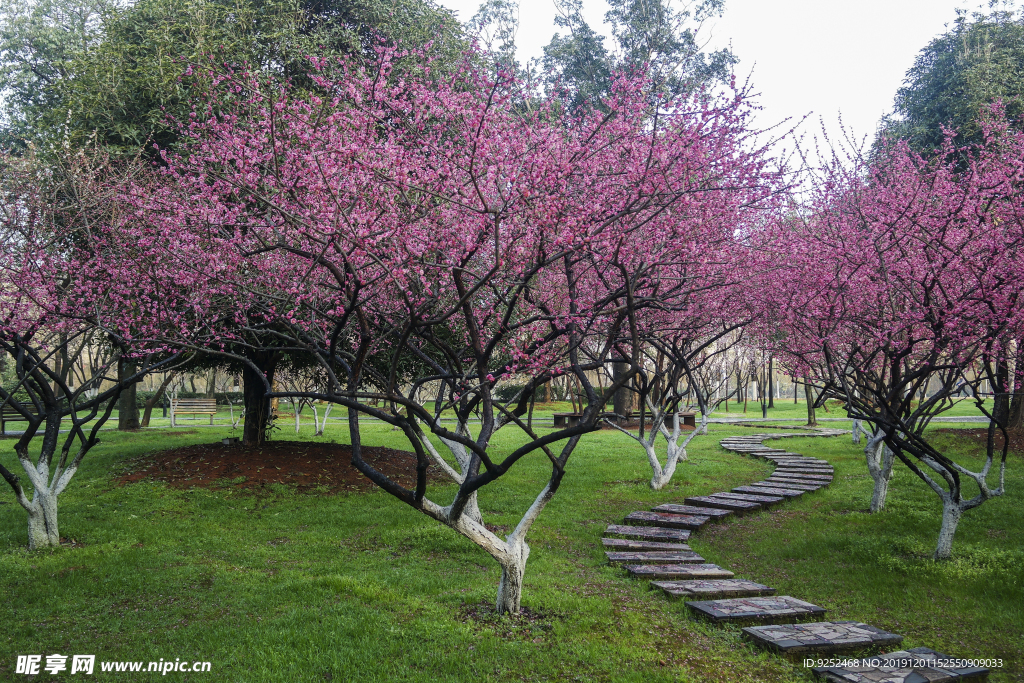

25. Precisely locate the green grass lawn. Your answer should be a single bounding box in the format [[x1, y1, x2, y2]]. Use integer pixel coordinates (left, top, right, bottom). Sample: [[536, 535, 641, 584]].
[[0, 420, 1020, 681]]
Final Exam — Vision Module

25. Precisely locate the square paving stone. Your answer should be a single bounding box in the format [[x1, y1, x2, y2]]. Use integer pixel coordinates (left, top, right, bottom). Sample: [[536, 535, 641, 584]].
[[767, 475, 831, 486], [767, 459, 832, 466], [759, 479, 825, 491], [602, 537, 692, 551], [772, 472, 834, 480], [684, 495, 762, 513], [733, 485, 805, 498], [653, 503, 733, 519], [625, 563, 735, 580], [712, 491, 786, 504], [606, 550, 705, 565], [652, 579, 775, 600], [624, 510, 711, 530], [604, 524, 691, 542], [764, 481, 827, 491], [686, 595, 826, 626], [811, 646, 990, 683], [742, 621, 903, 657]]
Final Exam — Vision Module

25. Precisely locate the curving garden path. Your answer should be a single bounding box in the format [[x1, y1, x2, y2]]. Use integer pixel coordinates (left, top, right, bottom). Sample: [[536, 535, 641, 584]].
[[602, 429, 991, 683]]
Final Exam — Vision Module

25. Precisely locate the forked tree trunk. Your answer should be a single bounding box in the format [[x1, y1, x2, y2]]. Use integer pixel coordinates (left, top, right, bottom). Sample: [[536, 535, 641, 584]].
[[424, 479, 556, 615], [418, 426, 483, 523], [610, 408, 702, 490]]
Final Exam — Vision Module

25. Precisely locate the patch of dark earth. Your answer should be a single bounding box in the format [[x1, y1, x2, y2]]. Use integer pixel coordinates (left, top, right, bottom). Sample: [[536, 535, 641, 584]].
[[117, 441, 440, 493]]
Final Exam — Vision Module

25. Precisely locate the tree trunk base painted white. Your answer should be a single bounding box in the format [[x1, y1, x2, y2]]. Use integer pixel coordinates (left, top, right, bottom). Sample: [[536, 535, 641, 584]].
[[869, 476, 891, 514], [496, 540, 529, 615], [864, 431, 895, 513], [935, 497, 963, 559], [25, 492, 60, 550]]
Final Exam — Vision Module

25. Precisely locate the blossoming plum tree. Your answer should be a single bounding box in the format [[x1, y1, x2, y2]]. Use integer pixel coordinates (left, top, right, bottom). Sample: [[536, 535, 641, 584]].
[[760, 111, 1024, 558], [117, 49, 777, 611], [0, 152, 182, 549]]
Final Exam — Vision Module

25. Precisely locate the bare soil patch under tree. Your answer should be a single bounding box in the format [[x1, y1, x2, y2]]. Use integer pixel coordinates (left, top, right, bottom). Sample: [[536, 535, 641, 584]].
[[118, 441, 438, 493]]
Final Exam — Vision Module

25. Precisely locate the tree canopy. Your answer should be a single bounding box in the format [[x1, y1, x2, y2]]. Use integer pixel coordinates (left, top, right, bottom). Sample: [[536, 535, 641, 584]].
[[0, 0, 466, 154], [881, 6, 1024, 151], [541, 0, 736, 111]]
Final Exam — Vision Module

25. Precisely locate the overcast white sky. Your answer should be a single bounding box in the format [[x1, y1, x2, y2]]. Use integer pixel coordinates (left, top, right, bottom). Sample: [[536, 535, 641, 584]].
[[438, 0, 990, 151]]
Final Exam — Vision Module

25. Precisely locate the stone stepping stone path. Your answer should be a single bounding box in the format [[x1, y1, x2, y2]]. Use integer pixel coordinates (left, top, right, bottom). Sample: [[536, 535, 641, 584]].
[[686, 595, 827, 626], [767, 474, 832, 484], [772, 472, 833, 481], [759, 479, 827, 491], [601, 537, 691, 551], [652, 503, 733, 520], [653, 579, 775, 600], [606, 550, 705, 565], [743, 621, 903, 658], [733, 484, 806, 498], [625, 563, 734, 580], [624, 510, 710, 530], [712, 491, 785, 504], [812, 646, 990, 682], [604, 524, 690, 542], [683, 495, 763, 513], [599, 428, 989, 680]]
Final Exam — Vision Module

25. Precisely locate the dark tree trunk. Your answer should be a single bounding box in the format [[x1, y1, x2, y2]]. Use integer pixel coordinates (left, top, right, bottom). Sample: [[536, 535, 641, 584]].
[[1009, 346, 1024, 430], [141, 372, 176, 428], [612, 359, 629, 419], [117, 357, 141, 430], [242, 351, 280, 445], [993, 352, 1010, 427], [804, 379, 817, 426], [768, 357, 775, 408], [206, 369, 217, 398]]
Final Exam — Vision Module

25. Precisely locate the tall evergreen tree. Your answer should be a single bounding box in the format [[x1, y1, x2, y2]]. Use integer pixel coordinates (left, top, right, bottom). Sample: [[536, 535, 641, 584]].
[[881, 6, 1024, 152]]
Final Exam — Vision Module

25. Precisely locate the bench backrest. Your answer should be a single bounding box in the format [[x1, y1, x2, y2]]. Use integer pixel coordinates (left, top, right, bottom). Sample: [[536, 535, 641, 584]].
[[1, 405, 35, 417], [171, 398, 217, 409]]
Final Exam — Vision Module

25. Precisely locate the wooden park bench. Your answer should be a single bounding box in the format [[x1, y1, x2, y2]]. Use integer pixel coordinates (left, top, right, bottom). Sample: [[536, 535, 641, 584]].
[[1, 405, 36, 435], [552, 412, 579, 427], [170, 398, 218, 426]]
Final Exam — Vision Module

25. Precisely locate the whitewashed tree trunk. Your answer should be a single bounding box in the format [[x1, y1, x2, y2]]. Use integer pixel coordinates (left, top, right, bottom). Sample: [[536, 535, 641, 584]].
[[11, 440, 81, 550], [311, 403, 331, 436], [608, 404, 707, 490], [495, 538, 528, 614], [422, 479, 556, 614], [25, 489, 60, 550], [864, 429, 895, 513], [851, 418, 863, 445], [935, 495, 963, 560], [418, 422, 483, 524]]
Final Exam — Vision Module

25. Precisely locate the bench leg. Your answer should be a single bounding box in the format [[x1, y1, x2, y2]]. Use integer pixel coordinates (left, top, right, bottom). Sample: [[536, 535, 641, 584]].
[[210, 415, 213, 425]]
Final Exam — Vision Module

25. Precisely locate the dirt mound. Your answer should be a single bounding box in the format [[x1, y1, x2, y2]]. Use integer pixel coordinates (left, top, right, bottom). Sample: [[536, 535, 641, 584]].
[[937, 427, 1024, 455], [118, 441, 440, 493]]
